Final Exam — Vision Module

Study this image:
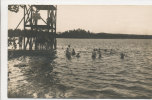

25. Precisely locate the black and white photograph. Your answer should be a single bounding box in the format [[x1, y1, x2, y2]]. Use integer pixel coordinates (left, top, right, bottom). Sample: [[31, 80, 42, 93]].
[[7, 5, 152, 98]]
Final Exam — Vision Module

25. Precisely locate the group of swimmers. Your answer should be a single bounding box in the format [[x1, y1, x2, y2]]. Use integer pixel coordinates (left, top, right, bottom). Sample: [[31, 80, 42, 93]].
[[65, 45, 125, 59], [92, 48, 125, 59], [66, 45, 80, 59], [92, 48, 102, 59]]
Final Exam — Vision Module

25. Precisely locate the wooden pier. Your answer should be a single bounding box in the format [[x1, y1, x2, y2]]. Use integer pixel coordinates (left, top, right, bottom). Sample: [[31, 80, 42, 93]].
[[8, 5, 57, 57]]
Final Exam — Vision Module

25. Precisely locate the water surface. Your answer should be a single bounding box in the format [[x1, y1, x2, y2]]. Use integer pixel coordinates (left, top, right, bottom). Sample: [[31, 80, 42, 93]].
[[8, 39, 152, 98]]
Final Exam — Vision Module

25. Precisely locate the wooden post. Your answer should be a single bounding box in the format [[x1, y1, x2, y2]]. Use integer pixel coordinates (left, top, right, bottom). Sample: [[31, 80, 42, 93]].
[[54, 7, 57, 49], [29, 5, 33, 50], [47, 10, 50, 50], [23, 5, 26, 50]]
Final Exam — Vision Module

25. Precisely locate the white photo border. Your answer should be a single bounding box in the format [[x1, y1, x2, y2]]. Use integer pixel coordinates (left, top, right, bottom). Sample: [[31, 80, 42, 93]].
[[1, 0, 152, 100]]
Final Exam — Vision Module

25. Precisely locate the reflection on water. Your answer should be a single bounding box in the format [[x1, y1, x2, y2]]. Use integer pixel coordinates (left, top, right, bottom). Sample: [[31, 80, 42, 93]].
[[8, 56, 68, 98], [8, 39, 152, 98]]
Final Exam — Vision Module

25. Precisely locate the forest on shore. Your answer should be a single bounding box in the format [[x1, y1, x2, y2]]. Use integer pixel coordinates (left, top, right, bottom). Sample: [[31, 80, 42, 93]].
[[8, 29, 152, 39]]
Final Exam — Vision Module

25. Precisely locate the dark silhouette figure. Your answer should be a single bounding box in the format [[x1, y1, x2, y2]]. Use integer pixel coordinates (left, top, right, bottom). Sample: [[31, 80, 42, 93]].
[[120, 53, 125, 59], [72, 49, 76, 55], [110, 49, 113, 54], [76, 53, 80, 58], [98, 50, 102, 59], [99, 53, 101, 58], [66, 48, 71, 59], [92, 49, 96, 59], [104, 49, 107, 52], [68, 45, 71, 48]]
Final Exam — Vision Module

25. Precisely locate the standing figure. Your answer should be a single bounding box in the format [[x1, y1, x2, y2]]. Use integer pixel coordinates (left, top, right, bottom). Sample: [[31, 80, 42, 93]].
[[66, 48, 71, 59], [120, 53, 125, 59], [67, 45, 71, 52], [110, 49, 113, 54], [92, 49, 96, 59], [72, 49, 76, 55], [98, 49, 102, 58]]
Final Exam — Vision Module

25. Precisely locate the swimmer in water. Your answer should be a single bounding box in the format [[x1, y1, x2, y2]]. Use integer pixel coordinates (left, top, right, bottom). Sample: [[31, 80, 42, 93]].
[[92, 49, 96, 59], [98, 49, 102, 58], [104, 49, 107, 52], [110, 49, 113, 54], [72, 49, 76, 55], [66, 48, 71, 59], [67, 45, 71, 52], [76, 53, 80, 58], [120, 53, 125, 59]]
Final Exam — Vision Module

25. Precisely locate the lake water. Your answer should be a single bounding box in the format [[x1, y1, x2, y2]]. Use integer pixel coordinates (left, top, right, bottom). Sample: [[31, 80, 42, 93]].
[[8, 39, 152, 98]]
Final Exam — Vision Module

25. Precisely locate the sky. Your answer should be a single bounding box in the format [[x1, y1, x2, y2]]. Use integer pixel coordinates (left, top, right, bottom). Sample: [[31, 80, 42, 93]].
[[8, 5, 152, 35]]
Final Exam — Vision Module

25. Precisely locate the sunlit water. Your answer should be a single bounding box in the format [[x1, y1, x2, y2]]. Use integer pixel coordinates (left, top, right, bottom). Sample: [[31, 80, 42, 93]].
[[8, 39, 152, 98]]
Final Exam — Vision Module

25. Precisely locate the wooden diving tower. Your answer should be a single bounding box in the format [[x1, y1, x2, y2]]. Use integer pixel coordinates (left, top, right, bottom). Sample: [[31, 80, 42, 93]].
[[8, 5, 57, 57]]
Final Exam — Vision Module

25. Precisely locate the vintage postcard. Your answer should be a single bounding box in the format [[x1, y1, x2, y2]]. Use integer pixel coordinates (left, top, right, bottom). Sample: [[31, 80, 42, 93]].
[[4, 4, 152, 99]]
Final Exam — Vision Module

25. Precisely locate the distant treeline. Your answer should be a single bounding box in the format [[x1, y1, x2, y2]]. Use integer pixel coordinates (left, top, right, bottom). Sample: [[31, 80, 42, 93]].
[[57, 29, 152, 39], [8, 29, 152, 39]]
